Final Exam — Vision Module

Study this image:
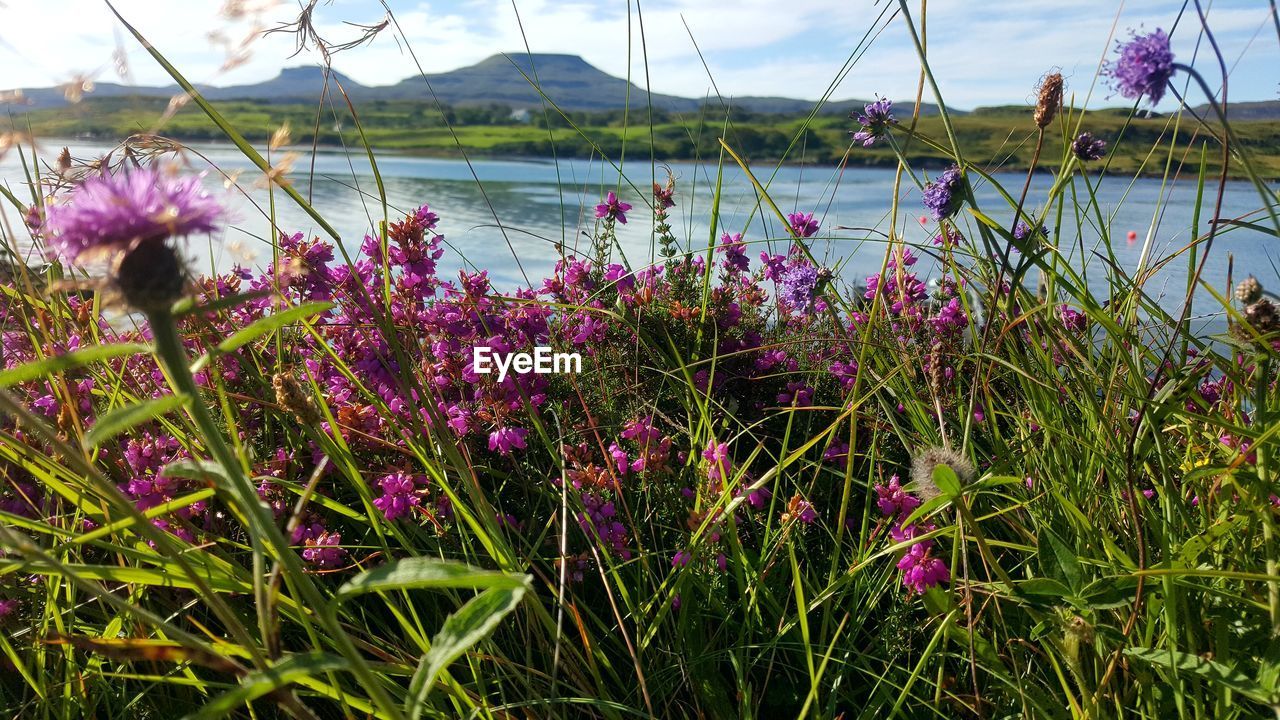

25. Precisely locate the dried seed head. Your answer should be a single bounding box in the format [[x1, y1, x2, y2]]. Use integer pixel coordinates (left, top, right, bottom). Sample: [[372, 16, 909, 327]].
[[1244, 299, 1279, 335], [910, 446, 976, 502], [1235, 276, 1263, 305], [273, 372, 320, 424], [1035, 73, 1064, 128]]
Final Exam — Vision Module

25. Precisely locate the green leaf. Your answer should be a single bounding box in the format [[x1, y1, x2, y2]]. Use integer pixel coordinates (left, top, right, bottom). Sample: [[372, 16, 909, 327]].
[[334, 557, 529, 605], [83, 394, 188, 449], [405, 586, 527, 719], [1125, 647, 1279, 706], [217, 302, 333, 355], [0, 343, 149, 387], [932, 464, 962, 498], [1037, 528, 1084, 594], [182, 652, 350, 720]]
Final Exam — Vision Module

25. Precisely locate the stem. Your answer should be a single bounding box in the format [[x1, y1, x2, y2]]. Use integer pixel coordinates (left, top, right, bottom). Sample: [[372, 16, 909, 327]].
[[1255, 355, 1279, 636], [146, 308, 408, 720]]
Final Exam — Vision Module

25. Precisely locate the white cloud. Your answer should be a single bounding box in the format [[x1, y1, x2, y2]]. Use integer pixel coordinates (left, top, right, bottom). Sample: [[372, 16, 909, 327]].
[[0, 0, 1274, 109]]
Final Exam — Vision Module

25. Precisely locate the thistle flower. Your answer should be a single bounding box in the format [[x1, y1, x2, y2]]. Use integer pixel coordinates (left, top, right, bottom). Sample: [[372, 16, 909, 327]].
[[851, 96, 896, 147], [922, 166, 963, 221], [1034, 73, 1063, 129], [1071, 132, 1107, 162], [595, 191, 632, 225], [41, 166, 223, 310], [910, 446, 975, 502], [1105, 28, 1175, 105]]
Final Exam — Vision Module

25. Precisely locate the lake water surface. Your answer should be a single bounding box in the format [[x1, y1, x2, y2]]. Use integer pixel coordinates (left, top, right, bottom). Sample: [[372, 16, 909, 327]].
[[2, 140, 1275, 333]]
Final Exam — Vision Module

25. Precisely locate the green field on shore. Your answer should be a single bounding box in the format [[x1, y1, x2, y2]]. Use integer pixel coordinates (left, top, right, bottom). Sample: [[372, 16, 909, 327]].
[[10, 95, 1279, 176]]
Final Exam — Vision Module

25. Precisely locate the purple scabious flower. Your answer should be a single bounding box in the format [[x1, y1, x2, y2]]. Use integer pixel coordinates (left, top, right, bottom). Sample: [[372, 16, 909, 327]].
[[778, 264, 826, 312], [787, 212, 819, 239], [595, 191, 632, 225], [42, 167, 223, 262], [1106, 28, 1175, 105], [851, 97, 897, 147], [1071, 132, 1107, 162], [922, 166, 963, 221], [1013, 222, 1048, 244]]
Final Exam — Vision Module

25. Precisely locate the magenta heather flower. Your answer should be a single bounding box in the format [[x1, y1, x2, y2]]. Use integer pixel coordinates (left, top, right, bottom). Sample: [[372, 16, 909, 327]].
[[373, 472, 424, 521], [1071, 132, 1107, 162], [1106, 28, 1175, 105], [1060, 305, 1088, 333], [787, 212, 819, 238], [718, 232, 750, 273], [922, 166, 963, 221], [875, 475, 921, 518], [301, 531, 347, 569], [703, 440, 732, 487], [896, 535, 949, 594], [42, 166, 223, 263], [488, 426, 528, 455], [851, 97, 896, 147], [595, 191, 632, 224]]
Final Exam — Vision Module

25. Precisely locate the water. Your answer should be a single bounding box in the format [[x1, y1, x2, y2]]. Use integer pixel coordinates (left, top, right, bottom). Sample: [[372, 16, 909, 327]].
[[2, 140, 1276, 334]]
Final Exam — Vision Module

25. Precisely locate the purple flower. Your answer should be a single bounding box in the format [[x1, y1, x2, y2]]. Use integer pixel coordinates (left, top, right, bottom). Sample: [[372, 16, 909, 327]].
[[373, 472, 423, 521], [595, 191, 632, 225], [42, 167, 223, 262], [874, 475, 920, 518], [1013, 222, 1047, 244], [787, 212, 819, 239], [851, 97, 896, 147], [922, 166, 963, 221], [718, 232, 750, 273], [0, 599, 20, 622], [301, 531, 347, 569], [896, 537, 949, 594], [488, 426, 528, 455], [779, 264, 827, 312], [703, 440, 732, 487], [1071, 132, 1107, 162], [1106, 28, 1175, 105], [1060, 304, 1088, 333]]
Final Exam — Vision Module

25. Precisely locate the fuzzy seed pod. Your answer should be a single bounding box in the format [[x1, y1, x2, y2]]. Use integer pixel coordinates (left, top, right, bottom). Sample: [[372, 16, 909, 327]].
[[273, 373, 320, 425], [910, 446, 976, 502], [1236, 276, 1263, 305], [1035, 73, 1064, 129]]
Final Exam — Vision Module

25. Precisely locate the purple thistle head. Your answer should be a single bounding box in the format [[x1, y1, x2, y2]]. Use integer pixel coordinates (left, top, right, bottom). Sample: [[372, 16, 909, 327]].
[[1105, 28, 1175, 105], [922, 165, 963, 221], [851, 96, 896, 147], [595, 191, 632, 225], [42, 166, 223, 263], [1071, 132, 1107, 162]]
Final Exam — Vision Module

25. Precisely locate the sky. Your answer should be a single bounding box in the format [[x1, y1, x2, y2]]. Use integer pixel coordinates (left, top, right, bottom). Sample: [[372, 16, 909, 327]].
[[0, 0, 1277, 110]]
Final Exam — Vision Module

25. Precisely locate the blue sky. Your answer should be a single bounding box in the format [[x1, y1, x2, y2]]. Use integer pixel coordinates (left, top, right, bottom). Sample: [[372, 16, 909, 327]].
[[1, 0, 1276, 110]]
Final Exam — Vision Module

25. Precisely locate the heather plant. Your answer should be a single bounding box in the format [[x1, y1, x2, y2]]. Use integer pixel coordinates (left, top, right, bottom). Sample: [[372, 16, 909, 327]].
[[1, 1, 1278, 719]]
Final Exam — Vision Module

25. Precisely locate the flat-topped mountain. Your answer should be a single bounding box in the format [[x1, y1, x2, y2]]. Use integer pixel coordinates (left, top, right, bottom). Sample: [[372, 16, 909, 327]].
[[2, 53, 943, 116]]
